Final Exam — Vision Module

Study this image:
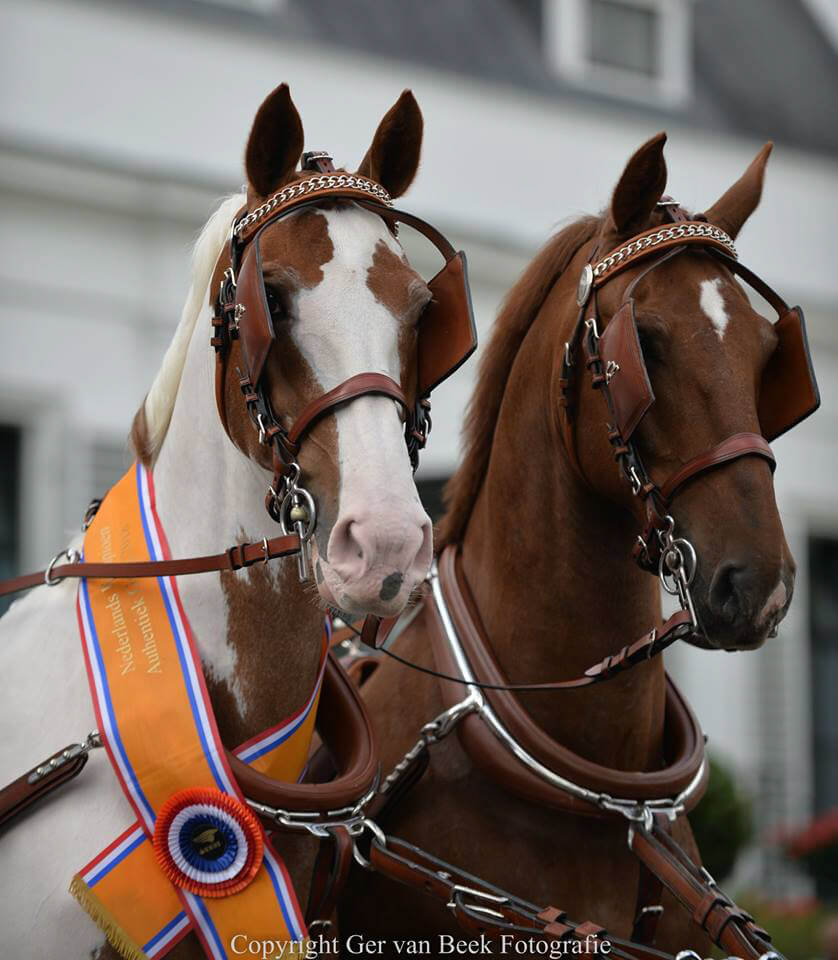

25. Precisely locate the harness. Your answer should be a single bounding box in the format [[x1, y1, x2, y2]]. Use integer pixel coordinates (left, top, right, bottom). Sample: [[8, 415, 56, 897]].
[[0, 185, 818, 960], [561, 201, 818, 621], [0, 157, 475, 932], [211, 152, 476, 577], [332, 202, 818, 960]]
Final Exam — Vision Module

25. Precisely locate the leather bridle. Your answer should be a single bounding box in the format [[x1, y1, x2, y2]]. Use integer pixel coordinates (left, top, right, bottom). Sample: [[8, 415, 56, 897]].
[[211, 152, 476, 579], [558, 200, 819, 632]]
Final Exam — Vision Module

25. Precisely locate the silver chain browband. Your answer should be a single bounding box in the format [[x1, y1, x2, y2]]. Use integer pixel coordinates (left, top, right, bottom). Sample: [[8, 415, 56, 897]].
[[592, 222, 737, 279], [234, 174, 392, 237]]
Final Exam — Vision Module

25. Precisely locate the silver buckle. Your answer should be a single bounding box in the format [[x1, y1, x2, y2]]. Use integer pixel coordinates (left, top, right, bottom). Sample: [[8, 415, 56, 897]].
[[45, 548, 82, 587]]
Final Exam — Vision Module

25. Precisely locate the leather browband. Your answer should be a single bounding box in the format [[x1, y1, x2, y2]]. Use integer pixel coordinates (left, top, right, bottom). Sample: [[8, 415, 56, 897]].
[[589, 220, 737, 289]]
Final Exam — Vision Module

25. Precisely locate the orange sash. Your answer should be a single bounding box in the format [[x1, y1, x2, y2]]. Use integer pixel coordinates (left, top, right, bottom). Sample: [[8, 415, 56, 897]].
[[71, 462, 323, 959]]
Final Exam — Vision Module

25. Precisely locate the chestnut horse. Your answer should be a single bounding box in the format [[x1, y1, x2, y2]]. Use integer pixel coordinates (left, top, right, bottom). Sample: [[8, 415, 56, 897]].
[[341, 135, 796, 956], [0, 84, 438, 958]]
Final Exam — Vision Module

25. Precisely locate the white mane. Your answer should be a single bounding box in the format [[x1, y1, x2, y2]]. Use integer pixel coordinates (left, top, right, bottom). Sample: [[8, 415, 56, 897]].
[[138, 192, 245, 459]]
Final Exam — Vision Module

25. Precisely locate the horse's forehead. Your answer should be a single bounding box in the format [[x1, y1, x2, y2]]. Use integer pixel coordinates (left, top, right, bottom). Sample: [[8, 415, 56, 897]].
[[259, 208, 334, 288], [319, 205, 401, 270], [647, 259, 750, 342], [699, 276, 732, 341]]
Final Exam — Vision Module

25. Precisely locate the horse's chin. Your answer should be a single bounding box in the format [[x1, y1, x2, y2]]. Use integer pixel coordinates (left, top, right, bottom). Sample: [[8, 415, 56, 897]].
[[312, 563, 415, 622], [684, 605, 788, 652]]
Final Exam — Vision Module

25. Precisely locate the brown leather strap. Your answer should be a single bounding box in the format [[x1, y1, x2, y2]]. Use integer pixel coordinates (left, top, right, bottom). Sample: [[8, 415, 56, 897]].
[[368, 834, 670, 959], [631, 815, 668, 947], [707, 248, 790, 316], [659, 432, 775, 502], [629, 821, 780, 959], [231, 652, 378, 816], [440, 545, 693, 692], [591, 221, 737, 289], [236, 191, 457, 263], [0, 746, 89, 830], [414, 546, 707, 817], [360, 612, 400, 650], [287, 373, 409, 447], [0, 534, 301, 599], [305, 825, 354, 926]]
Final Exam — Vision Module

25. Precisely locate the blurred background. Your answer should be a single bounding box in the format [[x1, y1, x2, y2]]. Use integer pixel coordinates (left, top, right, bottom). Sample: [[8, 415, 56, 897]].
[[2, 0, 837, 952]]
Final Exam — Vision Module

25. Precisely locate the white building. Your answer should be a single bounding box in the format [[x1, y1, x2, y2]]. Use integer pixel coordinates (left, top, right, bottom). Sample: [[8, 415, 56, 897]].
[[1, 0, 836, 896]]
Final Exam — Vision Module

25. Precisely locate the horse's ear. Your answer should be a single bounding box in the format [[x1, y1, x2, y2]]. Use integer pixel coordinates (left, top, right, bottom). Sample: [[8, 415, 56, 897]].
[[358, 90, 423, 198], [609, 132, 668, 236], [703, 143, 773, 240], [244, 83, 304, 198]]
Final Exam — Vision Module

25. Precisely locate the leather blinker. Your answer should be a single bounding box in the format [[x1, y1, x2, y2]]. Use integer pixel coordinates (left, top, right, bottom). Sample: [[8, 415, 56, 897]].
[[597, 300, 654, 440], [417, 251, 477, 398], [758, 305, 820, 441], [235, 235, 275, 389], [232, 199, 476, 401]]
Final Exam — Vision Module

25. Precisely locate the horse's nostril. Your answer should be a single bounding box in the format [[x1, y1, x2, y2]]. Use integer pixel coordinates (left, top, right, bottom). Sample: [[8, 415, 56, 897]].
[[708, 561, 749, 624]]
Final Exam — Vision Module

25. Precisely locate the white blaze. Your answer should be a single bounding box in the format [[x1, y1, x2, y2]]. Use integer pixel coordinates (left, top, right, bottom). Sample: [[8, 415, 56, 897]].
[[700, 277, 730, 340]]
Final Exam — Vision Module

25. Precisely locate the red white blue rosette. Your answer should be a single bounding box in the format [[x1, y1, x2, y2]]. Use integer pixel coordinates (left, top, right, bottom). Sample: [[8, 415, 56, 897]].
[[152, 787, 264, 898]]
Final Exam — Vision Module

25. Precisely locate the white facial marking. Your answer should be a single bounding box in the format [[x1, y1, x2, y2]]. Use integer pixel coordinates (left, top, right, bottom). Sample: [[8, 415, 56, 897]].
[[291, 205, 432, 613], [293, 206, 403, 387], [700, 277, 730, 341]]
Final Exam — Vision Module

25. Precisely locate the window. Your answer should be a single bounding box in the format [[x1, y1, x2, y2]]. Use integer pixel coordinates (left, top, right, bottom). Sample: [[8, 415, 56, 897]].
[[811, 536, 838, 810], [0, 426, 21, 617], [545, 0, 692, 106], [810, 535, 838, 898], [589, 0, 657, 76]]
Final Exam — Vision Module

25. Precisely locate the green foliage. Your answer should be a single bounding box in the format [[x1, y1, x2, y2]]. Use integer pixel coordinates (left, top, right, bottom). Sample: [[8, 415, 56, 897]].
[[688, 754, 753, 883], [738, 895, 832, 960]]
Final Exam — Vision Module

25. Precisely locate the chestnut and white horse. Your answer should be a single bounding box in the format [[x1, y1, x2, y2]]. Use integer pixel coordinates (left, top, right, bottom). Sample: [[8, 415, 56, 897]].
[[0, 84, 432, 958]]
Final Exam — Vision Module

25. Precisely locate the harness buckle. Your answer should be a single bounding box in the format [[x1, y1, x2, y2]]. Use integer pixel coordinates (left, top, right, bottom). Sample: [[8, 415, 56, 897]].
[[256, 413, 269, 445], [45, 548, 82, 587]]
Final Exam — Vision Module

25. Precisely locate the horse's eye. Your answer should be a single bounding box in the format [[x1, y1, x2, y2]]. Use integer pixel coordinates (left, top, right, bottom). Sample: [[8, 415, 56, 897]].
[[637, 328, 662, 364], [265, 287, 284, 319]]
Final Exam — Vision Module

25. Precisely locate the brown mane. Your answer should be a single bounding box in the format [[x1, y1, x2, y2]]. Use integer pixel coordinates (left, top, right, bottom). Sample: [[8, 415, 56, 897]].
[[436, 215, 601, 548]]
